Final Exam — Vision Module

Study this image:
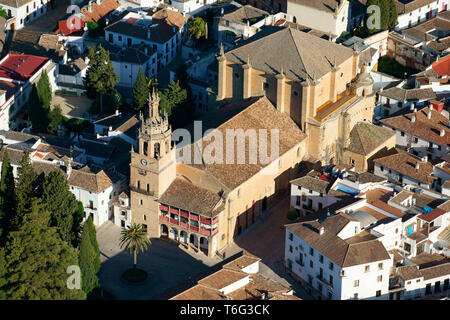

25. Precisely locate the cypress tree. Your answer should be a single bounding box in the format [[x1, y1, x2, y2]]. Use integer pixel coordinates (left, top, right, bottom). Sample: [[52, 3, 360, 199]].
[[85, 216, 100, 273], [42, 170, 80, 245], [0, 149, 16, 242], [78, 218, 99, 295], [13, 153, 37, 228], [84, 44, 120, 113], [132, 66, 149, 112], [1, 199, 86, 300]]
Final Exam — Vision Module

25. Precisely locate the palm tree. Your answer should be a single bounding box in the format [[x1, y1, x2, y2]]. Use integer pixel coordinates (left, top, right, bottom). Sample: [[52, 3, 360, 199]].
[[119, 223, 151, 269]]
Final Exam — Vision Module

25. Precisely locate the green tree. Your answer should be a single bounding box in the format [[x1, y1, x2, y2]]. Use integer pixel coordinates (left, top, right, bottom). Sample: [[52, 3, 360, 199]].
[[119, 223, 151, 269], [27, 71, 52, 133], [0, 7, 7, 18], [158, 80, 187, 117], [42, 170, 81, 245], [386, 0, 398, 29], [78, 217, 99, 295], [48, 105, 63, 134], [0, 199, 86, 300], [85, 45, 120, 113], [13, 153, 37, 227], [188, 17, 206, 39], [132, 67, 149, 112], [0, 150, 16, 242], [84, 216, 100, 273]]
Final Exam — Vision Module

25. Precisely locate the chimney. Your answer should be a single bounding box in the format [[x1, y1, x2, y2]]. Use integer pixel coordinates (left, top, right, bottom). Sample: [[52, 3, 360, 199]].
[[109, 125, 113, 132], [221, 8, 224, 16], [415, 163, 420, 170], [88, 1, 93, 12], [440, 129, 445, 137], [319, 226, 325, 235], [115, 109, 120, 116], [427, 110, 432, 119], [105, 18, 109, 26], [422, 155, 427, 162], [411, 115, 416, 123]]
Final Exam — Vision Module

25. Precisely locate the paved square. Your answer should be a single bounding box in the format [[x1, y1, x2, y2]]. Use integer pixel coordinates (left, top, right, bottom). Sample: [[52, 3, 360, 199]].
[[96, 221, 219, 300]]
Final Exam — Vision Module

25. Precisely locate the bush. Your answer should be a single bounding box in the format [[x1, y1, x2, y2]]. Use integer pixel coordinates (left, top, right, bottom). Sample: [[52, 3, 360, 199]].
[[377, 56, 419, 79], [286, 210, 299, 220]]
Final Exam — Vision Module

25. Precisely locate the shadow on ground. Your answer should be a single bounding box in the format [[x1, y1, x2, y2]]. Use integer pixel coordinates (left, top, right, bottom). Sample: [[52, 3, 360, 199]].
[[98, 237, 216, 300]]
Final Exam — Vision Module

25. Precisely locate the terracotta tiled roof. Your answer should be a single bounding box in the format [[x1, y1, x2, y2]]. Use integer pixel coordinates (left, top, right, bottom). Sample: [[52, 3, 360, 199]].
[[397, 265, 422, 280], [290, 175, 330, 193], [420, 262, 450, 281], [395, 0, 437, 14], [184, 96, 306, 190], [151, 8, 189, 29], [287, 217, 391, 267], [68, 169, 118, 193], [418, 208, 446, 222], [431, 55, 450, 77], [0, 0, 33, 8], [380, 107, 450, 147], [379, 87, 436, 102], [347, 122, 396, 156], [222, 252, 261, 272], [224, 27, 355, 82], [81, 0, 119, 23], [222, 5, 269, 24], [362, 188, 406, 218], [374, 149, 437, 185], [159, 178, 225, 217], [198, 268, 249, 291]]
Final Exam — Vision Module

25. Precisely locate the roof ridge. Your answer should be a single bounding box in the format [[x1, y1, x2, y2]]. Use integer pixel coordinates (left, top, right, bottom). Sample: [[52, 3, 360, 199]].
[[288, 28, 311, 80]]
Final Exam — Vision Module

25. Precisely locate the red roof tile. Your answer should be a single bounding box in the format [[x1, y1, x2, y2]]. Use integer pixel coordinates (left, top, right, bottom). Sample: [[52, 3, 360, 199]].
[[418, 208, 446, 222], [431, 55, 450, 77], [0, 54, 49, 81]]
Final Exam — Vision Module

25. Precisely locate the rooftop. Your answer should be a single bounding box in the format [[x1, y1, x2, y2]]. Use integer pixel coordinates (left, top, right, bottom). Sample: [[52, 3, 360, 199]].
[[346, 122, 396, 156], [380, 107, 450, 148], [0, 54, 49, 81], [224, 26, 355, 83]]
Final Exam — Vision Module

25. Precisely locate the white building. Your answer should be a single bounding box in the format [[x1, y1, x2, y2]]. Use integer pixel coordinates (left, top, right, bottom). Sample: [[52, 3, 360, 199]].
[[170, 0, 217, 15], [0, 54, 57, 131], [0, 0, 50, 30], [113, 191, 132, 227], [104, 8, 187, 72], [380, 107, 450, 160], [286, 0, 363, 38], [285, 213, 392, 300], [395, 0, 449, 30]]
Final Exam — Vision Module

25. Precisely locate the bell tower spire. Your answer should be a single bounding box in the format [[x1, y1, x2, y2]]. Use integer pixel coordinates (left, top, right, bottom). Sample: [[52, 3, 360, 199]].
[[149, 87, 160, 121]]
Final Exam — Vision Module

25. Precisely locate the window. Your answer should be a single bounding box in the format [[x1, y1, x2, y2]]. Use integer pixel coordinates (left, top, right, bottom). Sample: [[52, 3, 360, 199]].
[[329, 262, 334, 271], [376, 290, 381, 297], [319, 255, 323, 263], [222, 234, 225, 240], [296, 196, 301, 206], [140, 199, 143, 205], [310, 260, 313, 268], [318, 203, 323, 210], [365, 265, 370, 273], [378, 263, 383, 270], [143, 215, 146, 221], [289, 232, 293, 241], [289, 245, 293, 253], [235, 73, 240, 79], [354, 280, 359, 287], [309, 247, 314, 256], [293, 91, 298, 96], [329, 275, 333, 286], [401, 131, 405, 137], [377, 275, 383, 282]]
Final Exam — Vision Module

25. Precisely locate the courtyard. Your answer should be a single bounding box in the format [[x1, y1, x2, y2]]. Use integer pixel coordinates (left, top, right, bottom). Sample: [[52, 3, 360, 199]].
[[97, 195, 312, 300], [51, 94, 94, 120]]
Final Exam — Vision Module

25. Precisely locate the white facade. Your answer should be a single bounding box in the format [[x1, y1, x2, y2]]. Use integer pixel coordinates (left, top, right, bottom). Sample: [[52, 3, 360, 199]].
[[380, 122, 450, 160], [286, 0, 350, 37], [396, 0, 449, 30], [171, 0, 217, 14], [0, 58, 57, 131], [373, 162, 433, 190], [105, 11, 183, 72], [290, 183, 341, 215], [285, 227, 392, 300], [1, 0, 49, 30]]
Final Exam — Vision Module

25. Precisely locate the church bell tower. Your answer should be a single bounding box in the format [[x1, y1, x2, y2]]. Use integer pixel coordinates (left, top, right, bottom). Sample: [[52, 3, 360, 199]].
[[129, 88, 176, 237]]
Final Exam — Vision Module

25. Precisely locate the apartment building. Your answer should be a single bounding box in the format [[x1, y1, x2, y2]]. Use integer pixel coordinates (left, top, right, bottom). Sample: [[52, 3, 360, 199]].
[[380, 107, 450, 160], [104, 8, 188, 73], [395, 0, 449, 30]]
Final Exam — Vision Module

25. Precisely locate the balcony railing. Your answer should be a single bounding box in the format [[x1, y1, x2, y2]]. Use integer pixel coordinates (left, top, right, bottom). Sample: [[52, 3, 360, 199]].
[[159, 216, 169, 223], [169, 218, 179, 225]]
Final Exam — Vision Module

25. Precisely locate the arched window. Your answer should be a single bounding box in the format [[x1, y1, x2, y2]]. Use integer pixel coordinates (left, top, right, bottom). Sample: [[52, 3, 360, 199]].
[[154, 142, 160, 158]]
